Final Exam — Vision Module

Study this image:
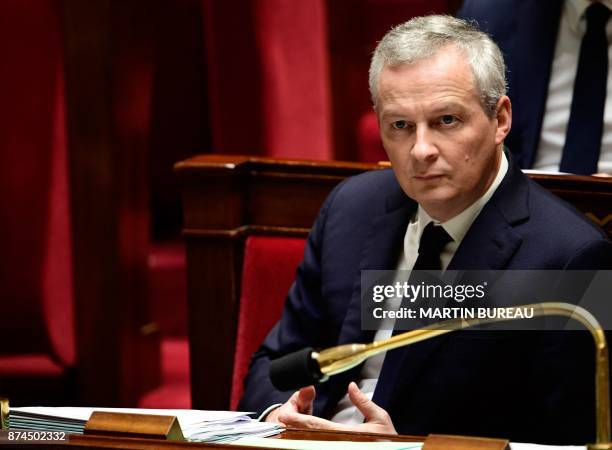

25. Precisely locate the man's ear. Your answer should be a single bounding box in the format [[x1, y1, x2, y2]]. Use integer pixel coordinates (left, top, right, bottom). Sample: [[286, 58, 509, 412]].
[[494, 95, 512, 146]]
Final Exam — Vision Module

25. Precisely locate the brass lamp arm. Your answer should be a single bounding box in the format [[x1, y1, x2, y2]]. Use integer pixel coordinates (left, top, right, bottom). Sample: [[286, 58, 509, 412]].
[[314, 302, 610, 449]]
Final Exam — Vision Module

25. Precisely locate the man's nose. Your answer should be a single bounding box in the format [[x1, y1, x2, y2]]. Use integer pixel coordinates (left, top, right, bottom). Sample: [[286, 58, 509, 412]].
[[411, 126, 439, 162]]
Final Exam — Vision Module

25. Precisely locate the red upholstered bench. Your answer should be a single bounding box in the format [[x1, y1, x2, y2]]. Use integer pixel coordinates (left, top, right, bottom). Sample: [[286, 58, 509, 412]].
[[0, 4, 77, 404], [231, 236, 306, 410]]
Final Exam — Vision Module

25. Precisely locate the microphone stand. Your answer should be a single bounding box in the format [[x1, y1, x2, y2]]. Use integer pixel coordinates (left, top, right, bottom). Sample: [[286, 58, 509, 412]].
[[309, 302, 610, 450]]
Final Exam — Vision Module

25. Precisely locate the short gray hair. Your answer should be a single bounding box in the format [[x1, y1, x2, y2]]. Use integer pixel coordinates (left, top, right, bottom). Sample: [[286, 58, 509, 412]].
[[369, 15, 506, 116]]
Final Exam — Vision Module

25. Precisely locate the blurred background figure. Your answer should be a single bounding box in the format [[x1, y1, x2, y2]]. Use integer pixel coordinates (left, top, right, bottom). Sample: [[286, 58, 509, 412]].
[[459, 0, 612, 175]]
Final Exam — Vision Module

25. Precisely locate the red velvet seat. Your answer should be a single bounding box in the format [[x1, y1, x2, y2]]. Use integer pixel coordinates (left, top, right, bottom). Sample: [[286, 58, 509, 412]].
[[231, 236, 306, 410], [0, 0, 76, 405]]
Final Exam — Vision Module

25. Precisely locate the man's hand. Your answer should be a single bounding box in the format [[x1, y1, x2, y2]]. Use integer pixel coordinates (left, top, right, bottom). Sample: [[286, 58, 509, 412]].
[[268, 382, 397, 435], [265, 386, 316, 423]]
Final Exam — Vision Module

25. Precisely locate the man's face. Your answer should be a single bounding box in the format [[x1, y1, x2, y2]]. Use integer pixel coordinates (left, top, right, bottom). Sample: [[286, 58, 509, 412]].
[[375, 45, 511, 222]]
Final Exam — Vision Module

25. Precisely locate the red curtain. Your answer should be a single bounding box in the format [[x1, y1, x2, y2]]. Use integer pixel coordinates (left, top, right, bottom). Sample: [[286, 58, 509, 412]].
[[254, 0, 332, 159], [202, 0, 451, 160]]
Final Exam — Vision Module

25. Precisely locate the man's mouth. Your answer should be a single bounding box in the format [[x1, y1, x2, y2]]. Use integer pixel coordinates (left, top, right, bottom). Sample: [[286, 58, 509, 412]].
[[413, 174, 444, 180]]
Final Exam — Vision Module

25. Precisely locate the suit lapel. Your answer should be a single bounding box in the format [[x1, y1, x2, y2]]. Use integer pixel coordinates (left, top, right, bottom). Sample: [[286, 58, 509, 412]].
[[337, 188, 415, 346], [373, 158, 530, 410], [512, 0, 563, 168], [447, 163, 527, 271]]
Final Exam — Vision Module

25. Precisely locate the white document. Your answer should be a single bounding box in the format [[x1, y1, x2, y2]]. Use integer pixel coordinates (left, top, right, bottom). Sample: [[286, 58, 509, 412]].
[[12, 407, 248, 429]]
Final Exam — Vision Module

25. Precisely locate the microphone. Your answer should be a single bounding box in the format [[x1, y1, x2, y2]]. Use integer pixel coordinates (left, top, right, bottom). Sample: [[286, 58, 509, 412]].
[[268, 302, 611, 450], [269, 341, 377, 391], [269, 347, 324, 391]]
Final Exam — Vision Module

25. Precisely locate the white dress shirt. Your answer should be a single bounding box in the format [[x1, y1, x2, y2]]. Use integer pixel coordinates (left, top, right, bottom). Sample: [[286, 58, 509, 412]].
[[331, 152, 509, 424], [534, 0, 612, 174]]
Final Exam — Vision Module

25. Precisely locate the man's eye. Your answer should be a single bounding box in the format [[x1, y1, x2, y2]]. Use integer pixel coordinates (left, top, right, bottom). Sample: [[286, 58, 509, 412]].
[[392, 120, 408, 130], [440, 115, 457, 125]]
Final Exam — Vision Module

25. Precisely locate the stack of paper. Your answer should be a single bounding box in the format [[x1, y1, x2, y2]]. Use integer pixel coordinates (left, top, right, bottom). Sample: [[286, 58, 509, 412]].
[[10, 408, 84, 435], [10, 407, 282, 443], [183, 415, 280, 443]]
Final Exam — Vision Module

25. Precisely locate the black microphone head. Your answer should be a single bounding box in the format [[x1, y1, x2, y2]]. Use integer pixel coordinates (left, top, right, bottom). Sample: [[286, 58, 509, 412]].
[[269, 347, 325, 391]]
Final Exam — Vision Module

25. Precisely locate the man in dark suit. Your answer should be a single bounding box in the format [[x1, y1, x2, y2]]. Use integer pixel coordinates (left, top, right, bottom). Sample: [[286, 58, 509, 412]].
[[239, 15, 612, 444], [459, 0, 612, 174]]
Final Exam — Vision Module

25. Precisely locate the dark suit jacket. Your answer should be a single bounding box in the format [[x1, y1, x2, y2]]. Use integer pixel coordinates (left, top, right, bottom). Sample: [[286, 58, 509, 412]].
[[459, 0, 564, 169], [239, 159, 612, 444]]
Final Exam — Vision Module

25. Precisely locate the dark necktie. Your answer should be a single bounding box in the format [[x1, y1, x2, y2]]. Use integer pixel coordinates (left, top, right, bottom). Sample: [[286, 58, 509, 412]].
[[388, 222, 453, 337], [560, 2, 610, 175], [412, 222, 453, 271]]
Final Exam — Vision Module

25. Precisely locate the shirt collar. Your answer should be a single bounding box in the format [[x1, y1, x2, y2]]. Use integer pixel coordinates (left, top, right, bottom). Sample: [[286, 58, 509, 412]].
[[566, 0, 612, 34], [414, 150, 508, 244]]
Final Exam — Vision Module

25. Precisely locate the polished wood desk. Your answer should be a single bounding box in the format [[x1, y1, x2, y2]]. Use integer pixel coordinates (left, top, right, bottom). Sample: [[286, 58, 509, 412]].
[[19, 429, 421, 449]]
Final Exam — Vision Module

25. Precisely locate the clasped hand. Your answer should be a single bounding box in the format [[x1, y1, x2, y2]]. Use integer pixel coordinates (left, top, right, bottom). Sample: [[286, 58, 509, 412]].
[[265, 382, 397, 434]]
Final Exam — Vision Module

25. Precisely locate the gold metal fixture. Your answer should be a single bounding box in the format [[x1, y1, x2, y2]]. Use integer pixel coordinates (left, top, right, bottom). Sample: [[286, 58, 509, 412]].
[[313, 302, 610, 450], [0, 398, 8, 430]]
